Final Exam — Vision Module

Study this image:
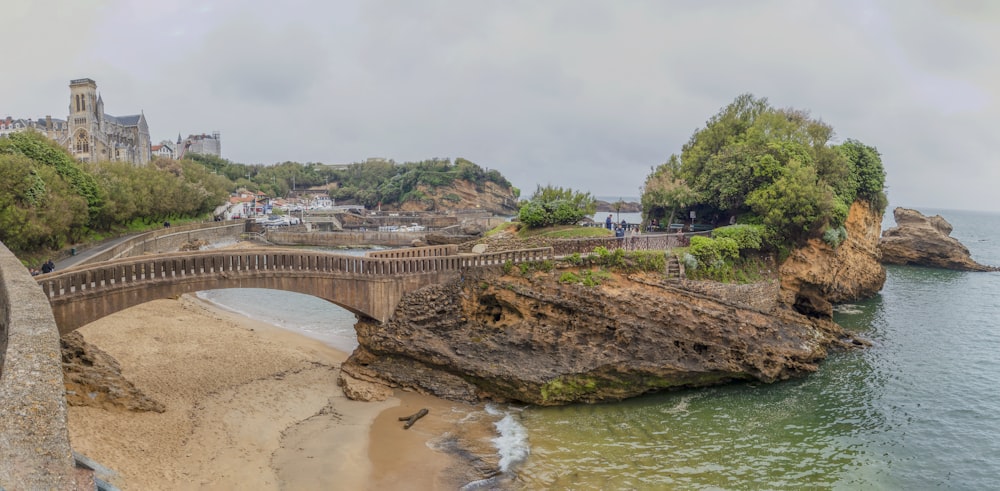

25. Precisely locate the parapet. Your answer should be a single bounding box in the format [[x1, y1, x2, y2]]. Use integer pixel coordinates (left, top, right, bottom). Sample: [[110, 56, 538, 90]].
[[0, 242, 77, 489]]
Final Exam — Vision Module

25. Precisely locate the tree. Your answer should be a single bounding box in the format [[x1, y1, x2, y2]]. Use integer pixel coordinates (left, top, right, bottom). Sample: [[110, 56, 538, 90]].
[[517, 185, 596, 228], [641, 156, 698, 228], [0, 130, 104, 222], [745, 159, 832, 242], [837, 139, 887, 212], [0, 154, 88, 253], [664, 93, 885, 247]]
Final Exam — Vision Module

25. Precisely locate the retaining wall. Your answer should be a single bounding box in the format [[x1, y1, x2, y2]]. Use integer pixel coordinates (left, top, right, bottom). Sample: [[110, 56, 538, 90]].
[[80, 221, 246, 265], [267, 230, 432, 248], [0, 242, 77, 490]]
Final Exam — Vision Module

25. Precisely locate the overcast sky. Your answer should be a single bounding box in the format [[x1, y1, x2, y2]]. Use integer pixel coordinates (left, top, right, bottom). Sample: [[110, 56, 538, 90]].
[[2, 1, 998, 211]]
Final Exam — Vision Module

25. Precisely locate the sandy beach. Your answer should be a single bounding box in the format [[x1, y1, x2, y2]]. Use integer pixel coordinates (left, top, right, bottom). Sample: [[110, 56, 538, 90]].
[[65, 295, 489, 490]]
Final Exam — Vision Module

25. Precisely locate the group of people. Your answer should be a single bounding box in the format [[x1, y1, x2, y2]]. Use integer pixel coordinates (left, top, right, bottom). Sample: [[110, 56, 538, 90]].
[[29, 259, 55, 276], [605, 214, 640, 238]]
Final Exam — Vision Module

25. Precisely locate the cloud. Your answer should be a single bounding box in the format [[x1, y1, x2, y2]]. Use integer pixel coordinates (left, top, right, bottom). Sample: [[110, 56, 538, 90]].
[[3, 0, 1000, 211]]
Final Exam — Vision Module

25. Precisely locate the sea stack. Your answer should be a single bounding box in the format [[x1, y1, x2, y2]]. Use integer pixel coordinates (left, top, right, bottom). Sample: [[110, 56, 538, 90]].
[[880, 207, 998, 271]]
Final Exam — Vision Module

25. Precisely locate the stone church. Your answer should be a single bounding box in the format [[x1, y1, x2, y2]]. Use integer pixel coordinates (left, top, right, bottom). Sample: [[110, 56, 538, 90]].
[[42, 78, 152, 165]]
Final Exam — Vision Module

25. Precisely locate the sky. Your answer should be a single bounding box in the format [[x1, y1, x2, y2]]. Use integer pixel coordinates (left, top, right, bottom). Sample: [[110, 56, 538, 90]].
[[2, 0, 999, 211]]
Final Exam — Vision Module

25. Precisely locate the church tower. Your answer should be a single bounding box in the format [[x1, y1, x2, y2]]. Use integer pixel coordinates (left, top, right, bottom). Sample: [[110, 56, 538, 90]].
[[68, 78, 100, 162]]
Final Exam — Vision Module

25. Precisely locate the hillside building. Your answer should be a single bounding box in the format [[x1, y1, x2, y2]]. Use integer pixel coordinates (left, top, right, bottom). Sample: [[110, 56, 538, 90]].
[[2, 78, 151, 165], [177, 132, 221, 159]]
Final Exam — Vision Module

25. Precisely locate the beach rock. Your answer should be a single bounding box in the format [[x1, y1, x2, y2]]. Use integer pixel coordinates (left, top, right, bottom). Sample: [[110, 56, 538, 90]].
[[780, 200, 886, 308], [336, 371, 393, 402], [61, 332, 165, 413], [880, 207, 998, 271], [340, 267, 866, 406]]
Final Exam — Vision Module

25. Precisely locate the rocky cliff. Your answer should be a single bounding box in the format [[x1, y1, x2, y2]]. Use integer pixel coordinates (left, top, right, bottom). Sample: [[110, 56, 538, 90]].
[[779, 200, 886, 316], [880, 207, 998, 271], [61, 332, 164, 412], [339, 267, 865, 406], [396, 180, 519, 216]]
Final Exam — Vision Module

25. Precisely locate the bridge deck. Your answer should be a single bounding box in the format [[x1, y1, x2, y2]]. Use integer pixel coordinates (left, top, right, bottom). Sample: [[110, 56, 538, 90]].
[[37, 247, 553, 299]]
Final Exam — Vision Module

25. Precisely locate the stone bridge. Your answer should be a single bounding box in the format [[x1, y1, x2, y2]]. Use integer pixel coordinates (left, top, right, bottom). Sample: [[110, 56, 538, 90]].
[[36, 245, 554, 335], [1, 241, 552, 488]]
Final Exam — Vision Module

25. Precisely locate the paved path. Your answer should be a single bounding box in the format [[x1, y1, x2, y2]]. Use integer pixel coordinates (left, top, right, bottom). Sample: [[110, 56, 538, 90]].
[[53, 234, 138, 271]]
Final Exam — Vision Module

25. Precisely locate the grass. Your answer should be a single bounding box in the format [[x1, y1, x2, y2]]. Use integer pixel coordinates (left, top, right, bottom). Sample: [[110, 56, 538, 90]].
[[517, 225, 613, 239]]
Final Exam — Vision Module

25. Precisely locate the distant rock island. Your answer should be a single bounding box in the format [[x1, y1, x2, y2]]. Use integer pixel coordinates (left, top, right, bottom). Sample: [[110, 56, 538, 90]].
[[594, 200, 641, 213], [880, 207, 998, 271]]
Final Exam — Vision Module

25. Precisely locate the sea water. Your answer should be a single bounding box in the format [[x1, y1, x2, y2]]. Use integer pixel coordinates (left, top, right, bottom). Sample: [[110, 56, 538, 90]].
[[198, 210, 1000, 489]]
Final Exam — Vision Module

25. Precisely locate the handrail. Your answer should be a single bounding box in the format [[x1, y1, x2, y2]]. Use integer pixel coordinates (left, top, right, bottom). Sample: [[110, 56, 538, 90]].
[[37, 247, 556, 300]]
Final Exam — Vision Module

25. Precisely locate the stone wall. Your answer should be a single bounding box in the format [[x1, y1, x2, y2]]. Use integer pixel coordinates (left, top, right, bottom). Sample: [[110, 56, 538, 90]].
[[0, 242, 77, 489], [78, 221, 246, 266], [676, 279, 781, 312], [268, 230, 432, 248]]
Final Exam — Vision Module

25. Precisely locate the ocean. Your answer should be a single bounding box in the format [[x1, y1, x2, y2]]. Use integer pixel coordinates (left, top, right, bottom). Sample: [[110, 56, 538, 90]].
[[198, 209, 1000, 490]]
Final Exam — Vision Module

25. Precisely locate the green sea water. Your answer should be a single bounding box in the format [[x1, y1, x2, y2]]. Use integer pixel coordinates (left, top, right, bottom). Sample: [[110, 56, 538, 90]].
[[504, 209, 1000, 490], [201, 210, 1000, 490]]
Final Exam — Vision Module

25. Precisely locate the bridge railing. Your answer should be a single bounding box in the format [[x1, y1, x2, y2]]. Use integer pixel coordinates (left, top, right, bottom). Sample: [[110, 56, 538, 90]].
[[549, 232, 709, 256], [366, 244, 458, 259], [38, 245, 562, 299], [460, 247, 554, 267]]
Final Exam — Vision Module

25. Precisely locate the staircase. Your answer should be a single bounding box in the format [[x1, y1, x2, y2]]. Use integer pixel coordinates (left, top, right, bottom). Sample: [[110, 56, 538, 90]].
[[665, 255, 684, 279]]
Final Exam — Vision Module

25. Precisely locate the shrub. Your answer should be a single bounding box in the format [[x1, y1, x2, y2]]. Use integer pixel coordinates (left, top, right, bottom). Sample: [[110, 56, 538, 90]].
[[682, 253, 699, 272], [822, 225, 848, 249], [689, 235, 739, 269], [711, 224, 764, 251]]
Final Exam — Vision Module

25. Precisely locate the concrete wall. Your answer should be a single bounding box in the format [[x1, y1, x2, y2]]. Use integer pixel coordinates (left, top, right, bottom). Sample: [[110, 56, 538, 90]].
[[267, 230, 431, 248], [77, 221, 246, 266], [0, 242, 77, 490]]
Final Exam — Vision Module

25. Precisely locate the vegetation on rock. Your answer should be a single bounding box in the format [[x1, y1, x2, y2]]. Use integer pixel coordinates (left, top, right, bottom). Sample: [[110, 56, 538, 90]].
[[642, 94, 887, 249]]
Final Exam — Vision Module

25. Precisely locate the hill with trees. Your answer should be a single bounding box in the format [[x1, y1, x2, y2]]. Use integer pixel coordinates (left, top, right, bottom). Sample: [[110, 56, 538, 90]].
[[0, 131, 521, 259], [642, 94, 886, 252]]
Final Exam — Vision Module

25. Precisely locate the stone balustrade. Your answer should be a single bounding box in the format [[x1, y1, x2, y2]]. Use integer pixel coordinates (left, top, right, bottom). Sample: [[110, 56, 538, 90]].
[[366, 244, 459, 259]]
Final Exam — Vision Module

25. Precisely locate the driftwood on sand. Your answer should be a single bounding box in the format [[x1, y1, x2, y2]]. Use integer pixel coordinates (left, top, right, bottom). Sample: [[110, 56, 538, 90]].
[[398, 408, 429, 429]]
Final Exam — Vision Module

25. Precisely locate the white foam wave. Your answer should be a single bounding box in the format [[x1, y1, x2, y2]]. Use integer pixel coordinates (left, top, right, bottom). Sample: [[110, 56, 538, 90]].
[[492, 411, 530, 472]]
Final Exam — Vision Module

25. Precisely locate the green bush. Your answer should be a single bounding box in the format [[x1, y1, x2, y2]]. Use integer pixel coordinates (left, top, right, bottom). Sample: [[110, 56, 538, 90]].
[[518, 201, 549, 228], [559, 272, 580, 283], [711, 224, 764, 251], [682, 253, 699, 272], [822, 225, 848, 248], [689, 236, 739, 269], [517, 185, 595, 229]]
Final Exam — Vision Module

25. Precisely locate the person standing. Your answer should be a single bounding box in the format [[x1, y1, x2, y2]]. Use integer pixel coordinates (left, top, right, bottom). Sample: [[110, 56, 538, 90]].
[[605, 214, 613, 230], [41, 259, 54, 274]]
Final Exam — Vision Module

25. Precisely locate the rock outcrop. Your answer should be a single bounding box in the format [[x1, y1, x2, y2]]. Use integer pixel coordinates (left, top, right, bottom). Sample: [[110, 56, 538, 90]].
[[879, 207, 997, 271], [779, 200, 886, 313], [61, 332, 165, 413], [339, 267, 866, 406], [396, 180, 518, 216]]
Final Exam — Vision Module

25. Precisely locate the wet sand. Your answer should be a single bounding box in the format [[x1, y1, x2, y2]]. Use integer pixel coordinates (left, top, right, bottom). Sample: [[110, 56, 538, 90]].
[[65, 295, 481, 490]]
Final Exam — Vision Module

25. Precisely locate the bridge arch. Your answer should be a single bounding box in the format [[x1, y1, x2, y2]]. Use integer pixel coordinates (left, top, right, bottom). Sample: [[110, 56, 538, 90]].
[[37, 246, 554, 335], [38, 249, 465, 335]]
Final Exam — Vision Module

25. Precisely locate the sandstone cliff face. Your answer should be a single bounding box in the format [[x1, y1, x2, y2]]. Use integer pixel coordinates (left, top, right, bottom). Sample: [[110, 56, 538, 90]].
[[779, 200, 886, 313], [880, 207, 998, 271], [61, 332, 165, 412], [397, 180, 518, 216], [340, 268, 864, 406]]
